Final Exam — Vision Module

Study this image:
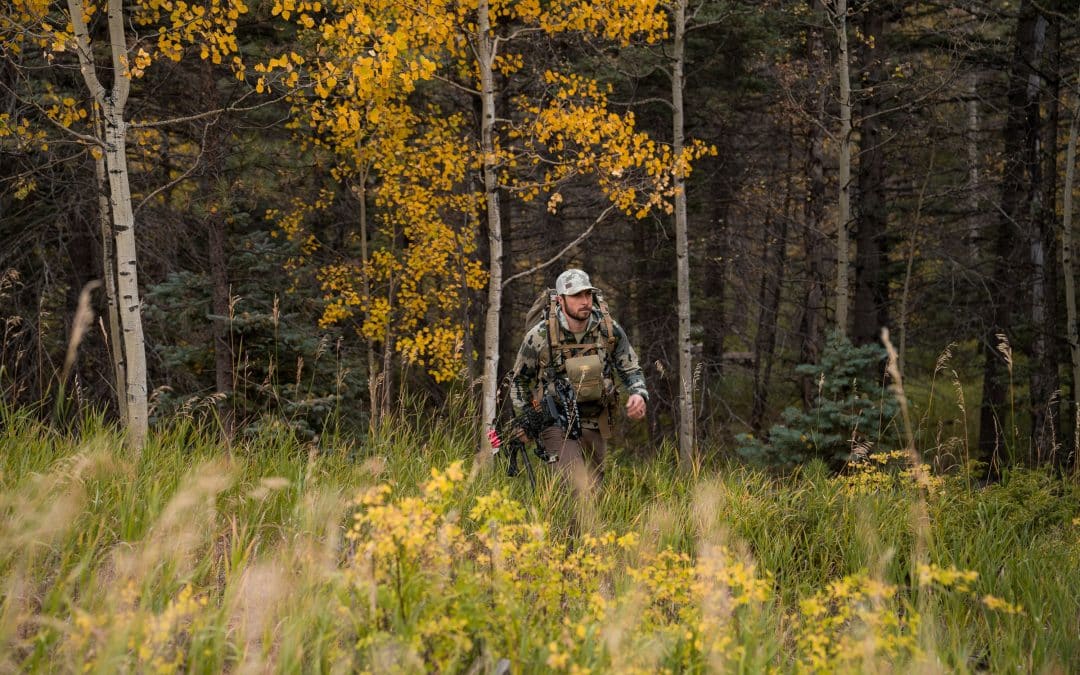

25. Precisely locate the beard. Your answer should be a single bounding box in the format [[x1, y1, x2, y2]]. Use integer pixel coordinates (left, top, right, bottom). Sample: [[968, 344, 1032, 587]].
[[566, 305, 591, 321]]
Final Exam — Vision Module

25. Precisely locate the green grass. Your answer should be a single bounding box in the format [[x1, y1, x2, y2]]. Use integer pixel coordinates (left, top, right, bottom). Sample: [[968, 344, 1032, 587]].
[[1, 401, 1078, 673]]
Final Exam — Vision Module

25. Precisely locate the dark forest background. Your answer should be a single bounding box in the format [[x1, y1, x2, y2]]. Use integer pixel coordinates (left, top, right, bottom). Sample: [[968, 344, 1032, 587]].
[[4, 0, 1079, 471]]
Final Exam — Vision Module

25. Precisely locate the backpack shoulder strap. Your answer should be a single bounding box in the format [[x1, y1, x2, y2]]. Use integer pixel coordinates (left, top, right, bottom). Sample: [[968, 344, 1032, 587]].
[[546, 293, 573, 365], [594, 291, 617, 359]]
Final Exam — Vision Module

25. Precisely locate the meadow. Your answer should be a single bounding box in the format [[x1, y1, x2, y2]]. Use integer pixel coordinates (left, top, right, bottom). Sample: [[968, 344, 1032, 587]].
[[2, 385, 1079, 674]]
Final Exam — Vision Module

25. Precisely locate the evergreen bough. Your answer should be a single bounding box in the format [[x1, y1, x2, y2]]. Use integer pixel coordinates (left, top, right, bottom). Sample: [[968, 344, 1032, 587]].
[[737, 331, 900, 468]]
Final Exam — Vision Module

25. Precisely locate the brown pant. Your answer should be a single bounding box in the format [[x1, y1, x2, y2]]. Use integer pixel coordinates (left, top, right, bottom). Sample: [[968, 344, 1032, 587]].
[[539, 425, 606, 496]]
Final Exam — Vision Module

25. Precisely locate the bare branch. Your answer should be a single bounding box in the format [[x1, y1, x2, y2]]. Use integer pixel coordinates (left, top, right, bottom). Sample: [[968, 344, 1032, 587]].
[[429, 73, 480, 97], [134, 119, 214, 215], [500, 25, 543, 43], [610, 96, 675, 111], [129, 89, 289, 128], [501, 204, 616, 288]]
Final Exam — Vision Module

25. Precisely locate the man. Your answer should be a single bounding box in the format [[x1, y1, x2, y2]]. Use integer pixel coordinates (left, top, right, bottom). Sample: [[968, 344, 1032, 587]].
[[510, 269, 648, 493]]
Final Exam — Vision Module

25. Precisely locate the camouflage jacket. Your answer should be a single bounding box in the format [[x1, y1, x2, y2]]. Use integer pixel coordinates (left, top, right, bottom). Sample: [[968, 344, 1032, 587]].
[[510, 304, 647, 425]]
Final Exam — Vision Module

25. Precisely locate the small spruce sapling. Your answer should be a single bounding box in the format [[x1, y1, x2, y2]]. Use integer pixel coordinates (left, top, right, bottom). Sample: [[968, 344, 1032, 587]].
[[737, 331, 900, 468]]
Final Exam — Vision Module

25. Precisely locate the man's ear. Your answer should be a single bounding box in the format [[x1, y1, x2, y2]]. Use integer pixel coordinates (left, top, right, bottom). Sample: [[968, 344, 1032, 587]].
[[555, 294, 566, 310]]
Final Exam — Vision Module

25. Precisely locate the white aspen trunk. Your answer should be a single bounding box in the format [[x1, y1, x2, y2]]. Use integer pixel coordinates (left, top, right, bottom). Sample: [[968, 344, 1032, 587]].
[[1063, 91, 1080, 462], [104, 109, 149, 450], [69, 0, 148, 450], [94, 106, 128, 423], [835, 0, 852, 335], [672, 0, 695, 467], [477, 0, 503, 444]]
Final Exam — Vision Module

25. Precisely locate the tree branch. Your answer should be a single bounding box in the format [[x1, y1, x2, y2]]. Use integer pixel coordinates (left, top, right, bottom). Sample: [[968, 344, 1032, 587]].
[[501, 204, 615, 289], [429, 73, 480, 97], [107, 0, 131, 108], [0, 78, 104, 145], [134, 119, 214, 215], [129, 89, 289, 128], [66, 0, 106, 106], [609, 96, 675, 111]]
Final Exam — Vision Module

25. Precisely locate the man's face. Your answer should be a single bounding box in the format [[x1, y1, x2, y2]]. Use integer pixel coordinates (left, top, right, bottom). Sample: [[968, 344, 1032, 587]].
[[558, 290, 593, 322]]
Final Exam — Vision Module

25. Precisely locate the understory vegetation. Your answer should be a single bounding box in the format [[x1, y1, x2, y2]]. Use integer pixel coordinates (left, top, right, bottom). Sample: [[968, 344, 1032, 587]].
[[2, 396, 1078, 673]]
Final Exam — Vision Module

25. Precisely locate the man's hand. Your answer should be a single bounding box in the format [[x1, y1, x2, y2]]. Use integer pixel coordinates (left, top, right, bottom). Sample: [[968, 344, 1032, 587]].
[[626, 394, 646, 420]]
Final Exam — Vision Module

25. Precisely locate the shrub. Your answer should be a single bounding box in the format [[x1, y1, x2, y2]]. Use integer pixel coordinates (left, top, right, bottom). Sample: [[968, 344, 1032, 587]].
[[737, 331, 900, 468]]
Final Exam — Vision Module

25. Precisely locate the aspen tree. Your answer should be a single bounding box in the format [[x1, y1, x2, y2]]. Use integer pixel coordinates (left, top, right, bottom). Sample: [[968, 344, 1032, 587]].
[[671, 0, 694, 466], [268, 0, 707, 439], [68, 0, 149, 448], [2, 0, 284, 449]]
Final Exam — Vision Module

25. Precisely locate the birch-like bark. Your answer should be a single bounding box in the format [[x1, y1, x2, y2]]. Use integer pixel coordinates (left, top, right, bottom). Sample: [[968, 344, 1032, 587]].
[[672, 0, 695, 467], [69, 0, 148, 450], [93, 106, 127, 422], [477, 0, 503, 443], [834, 0, 852, 336], [104, 110, 149, 450]]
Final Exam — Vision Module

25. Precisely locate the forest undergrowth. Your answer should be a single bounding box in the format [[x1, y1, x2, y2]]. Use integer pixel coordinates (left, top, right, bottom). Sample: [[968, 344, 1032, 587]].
[[2, 383, 1079, 674]]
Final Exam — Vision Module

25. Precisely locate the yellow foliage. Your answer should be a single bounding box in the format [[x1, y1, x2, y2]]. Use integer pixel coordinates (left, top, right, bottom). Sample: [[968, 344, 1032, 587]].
[[264, 0, 699, 383], [794, 572, 917, 672]]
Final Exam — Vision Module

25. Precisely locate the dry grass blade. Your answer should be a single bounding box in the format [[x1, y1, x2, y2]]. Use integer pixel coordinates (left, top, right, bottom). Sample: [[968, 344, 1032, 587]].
[[996, 333, 1013, 373], [61, 280, 103, 383]]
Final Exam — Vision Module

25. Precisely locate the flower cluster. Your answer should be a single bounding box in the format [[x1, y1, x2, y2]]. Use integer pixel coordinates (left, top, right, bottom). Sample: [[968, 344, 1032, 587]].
[[67, 582, 208, 674], [795, 573, 917, 672], [841, 450, 944, 496]]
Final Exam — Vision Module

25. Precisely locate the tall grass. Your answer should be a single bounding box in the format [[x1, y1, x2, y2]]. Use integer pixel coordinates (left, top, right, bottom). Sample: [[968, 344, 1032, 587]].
[[2, 394, 1078, 673]]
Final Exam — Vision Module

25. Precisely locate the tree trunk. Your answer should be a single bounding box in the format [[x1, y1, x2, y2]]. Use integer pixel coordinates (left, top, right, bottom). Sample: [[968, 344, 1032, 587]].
[[978, 0, 1044, 469], [382, 268, 396, 421], [104, 109, 149, 450], [672, 0, 695, 466], [497, 148, 519, 403], [69, 0, 148, 450], [967, 70, 982, 260], [751, 213, 788, 433], [701, 175, 727, 378], [799, 1, 829, 408], [1062, 86, 1080, 470], [853, 4, 888, 347], [834, 0, 852, 336], [208, 213, 233, 435], [200, 63, 234, 439], [93, 105, 127, 423], [354, 173, 380, 431], [477, 0, 503, 443], [1030, 12, 1060, 464]]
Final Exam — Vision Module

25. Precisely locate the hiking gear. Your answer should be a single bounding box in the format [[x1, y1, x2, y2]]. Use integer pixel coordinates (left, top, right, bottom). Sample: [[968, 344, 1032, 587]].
[[489, 405, 555, 492], [540, 290, 618, 436], [564, 353, 605, 402], [510, 280, 648, 440]]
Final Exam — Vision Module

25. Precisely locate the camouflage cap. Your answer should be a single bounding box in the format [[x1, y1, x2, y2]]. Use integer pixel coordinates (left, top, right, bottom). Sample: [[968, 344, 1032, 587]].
[[555, 269, 597, 296]]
